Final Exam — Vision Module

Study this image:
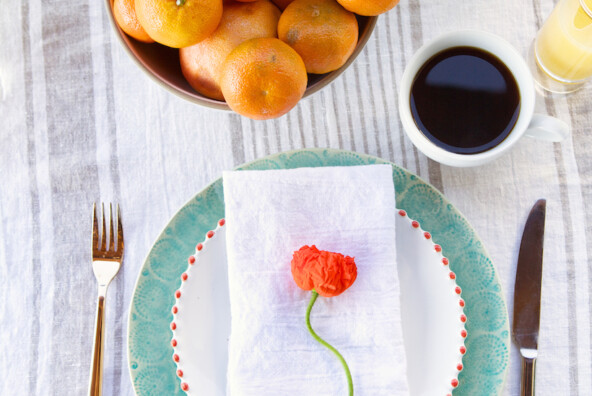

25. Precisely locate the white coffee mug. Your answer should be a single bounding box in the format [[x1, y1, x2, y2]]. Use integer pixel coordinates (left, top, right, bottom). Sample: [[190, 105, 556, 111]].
[[398, 30, 569, 167]]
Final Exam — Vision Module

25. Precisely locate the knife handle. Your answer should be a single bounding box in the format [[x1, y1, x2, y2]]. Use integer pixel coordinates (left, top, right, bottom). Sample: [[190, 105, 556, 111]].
[[521, 356, 536, 396]]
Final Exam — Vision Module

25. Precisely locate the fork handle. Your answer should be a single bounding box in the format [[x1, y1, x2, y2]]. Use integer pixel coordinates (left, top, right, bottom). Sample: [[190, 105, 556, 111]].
[[89, 295, 105, 396]]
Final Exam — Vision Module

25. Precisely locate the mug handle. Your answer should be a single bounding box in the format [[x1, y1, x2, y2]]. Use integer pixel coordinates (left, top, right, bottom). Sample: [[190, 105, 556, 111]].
[[523, 114, 569, 142]]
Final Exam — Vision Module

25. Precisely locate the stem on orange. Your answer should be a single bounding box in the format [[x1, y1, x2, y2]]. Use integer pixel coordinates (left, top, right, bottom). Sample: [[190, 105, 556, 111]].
[[306, 291, 353, 396]]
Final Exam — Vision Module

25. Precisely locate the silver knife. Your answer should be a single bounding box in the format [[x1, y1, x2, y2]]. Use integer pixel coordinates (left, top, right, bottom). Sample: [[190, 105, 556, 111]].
[[512, 199, 546, 396]]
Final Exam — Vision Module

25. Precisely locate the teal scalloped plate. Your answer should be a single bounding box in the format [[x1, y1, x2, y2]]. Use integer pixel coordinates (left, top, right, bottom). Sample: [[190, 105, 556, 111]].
[[128, 148, 510, 395]]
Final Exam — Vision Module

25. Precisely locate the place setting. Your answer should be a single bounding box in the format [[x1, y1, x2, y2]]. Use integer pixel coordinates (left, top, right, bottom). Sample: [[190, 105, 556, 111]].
[[104, 1, 591, 394], [90, 0, 590, 394], [2, 0, 591, 395]]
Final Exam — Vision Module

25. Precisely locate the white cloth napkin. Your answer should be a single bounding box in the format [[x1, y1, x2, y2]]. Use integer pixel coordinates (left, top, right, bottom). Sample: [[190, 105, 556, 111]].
[[222, 165, 409, 396]]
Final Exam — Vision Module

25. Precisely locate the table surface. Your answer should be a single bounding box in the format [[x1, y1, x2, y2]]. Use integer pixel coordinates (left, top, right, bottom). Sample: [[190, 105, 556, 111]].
[[1, 0, 591, 395]]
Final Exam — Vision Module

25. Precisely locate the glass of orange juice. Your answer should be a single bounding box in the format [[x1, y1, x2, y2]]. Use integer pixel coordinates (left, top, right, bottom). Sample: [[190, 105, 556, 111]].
[[532, 0, 592, 93]]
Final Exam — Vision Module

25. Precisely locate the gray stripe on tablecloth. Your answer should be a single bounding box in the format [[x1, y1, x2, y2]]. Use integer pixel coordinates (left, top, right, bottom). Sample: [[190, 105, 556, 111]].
[[285, 111, 295, 150], [373, 20, 395, 162], [407, 0, 443, 190], [248, 118, 259, 156], [297, 104, 307, 147], [41, 0, 101, 392], [393, 7, 409, 169], [310, 98, 319, 147], [342, 78, 357, 151], [265, 120, 273, 155], [229, 114, 245, 165], [362, 33, 383, 159], [330, 84, 345, 149], [352, 62, 372, 156], [318, 89, 330, 146], [21, 1, 42, 393], [532, 3, 578, 391], [566, 94, 592, 387], [407, 0, 423, 174], [260, 120, 269, 155], [99, 6, 124, 394], [552, 139, 578, 394], [367, 40, 384, 159]]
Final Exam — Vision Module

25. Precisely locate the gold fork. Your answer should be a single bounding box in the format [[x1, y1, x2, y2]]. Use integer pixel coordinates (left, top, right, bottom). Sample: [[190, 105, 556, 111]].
[[89, 203, 124, 396]]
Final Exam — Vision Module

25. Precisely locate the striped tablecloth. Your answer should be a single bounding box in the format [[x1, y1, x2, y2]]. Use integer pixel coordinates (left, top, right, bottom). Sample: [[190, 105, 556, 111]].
[[1, 0, 591, 394]]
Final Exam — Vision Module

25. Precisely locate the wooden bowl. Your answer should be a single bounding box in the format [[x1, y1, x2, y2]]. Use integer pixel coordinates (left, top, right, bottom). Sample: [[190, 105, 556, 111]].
[[105, 0, 378, 110]]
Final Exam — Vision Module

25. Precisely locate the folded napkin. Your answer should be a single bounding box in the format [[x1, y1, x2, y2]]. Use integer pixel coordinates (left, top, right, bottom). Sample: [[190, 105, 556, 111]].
[[223, 165, 408, 396]]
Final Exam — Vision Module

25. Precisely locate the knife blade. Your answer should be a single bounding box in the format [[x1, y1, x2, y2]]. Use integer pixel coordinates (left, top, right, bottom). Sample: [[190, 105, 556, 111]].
[[512, 199, 546, 396]]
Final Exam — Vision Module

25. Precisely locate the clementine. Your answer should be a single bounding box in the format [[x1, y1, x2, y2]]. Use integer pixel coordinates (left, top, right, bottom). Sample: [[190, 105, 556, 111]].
[[220, 38, 307, 119], [336, 0, 399, 16], [180, 0, 281, 100], [113, 0, 154, 43], [278, 0, 358, 74], [135, 0, 223, 48], [271, 0, 295, 10]]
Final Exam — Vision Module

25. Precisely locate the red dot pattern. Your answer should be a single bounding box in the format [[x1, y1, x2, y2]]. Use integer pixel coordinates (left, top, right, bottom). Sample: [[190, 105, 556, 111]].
[[401, 216, 465, 395], [175, 222, 235, 394]]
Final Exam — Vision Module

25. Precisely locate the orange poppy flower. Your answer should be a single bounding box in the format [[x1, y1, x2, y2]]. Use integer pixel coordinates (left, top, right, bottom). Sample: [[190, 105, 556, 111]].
[[291, 245, 357, 297]]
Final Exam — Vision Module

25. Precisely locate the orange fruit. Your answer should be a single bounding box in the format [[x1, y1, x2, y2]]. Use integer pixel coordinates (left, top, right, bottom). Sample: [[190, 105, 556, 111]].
[[278, 0, 358, 74], [113, 0, 154, 43], [220, 38, 307, 119], [271, 0, 295, 10], [180, 0, 281, 100], [135, 0, 223, 48], [336, 0, 398, 16]]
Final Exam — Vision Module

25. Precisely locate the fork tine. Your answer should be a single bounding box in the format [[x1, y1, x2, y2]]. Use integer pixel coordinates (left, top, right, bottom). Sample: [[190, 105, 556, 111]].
[[101, 203, 106, 251], [117, 204, 124, 254], [92, 203, 99, 251], [109, 203, 114, 252]]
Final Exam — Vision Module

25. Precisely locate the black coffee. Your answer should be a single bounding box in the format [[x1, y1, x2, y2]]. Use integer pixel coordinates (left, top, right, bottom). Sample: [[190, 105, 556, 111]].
[[410, 46, 520, 155]]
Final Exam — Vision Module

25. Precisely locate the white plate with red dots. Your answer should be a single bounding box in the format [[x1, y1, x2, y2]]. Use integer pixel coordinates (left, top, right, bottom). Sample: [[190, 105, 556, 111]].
[[169, 213, 467, 396]]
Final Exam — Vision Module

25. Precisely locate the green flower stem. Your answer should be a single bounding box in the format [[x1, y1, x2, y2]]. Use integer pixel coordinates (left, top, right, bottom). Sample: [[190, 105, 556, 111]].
[[306, 291, 353, 396]]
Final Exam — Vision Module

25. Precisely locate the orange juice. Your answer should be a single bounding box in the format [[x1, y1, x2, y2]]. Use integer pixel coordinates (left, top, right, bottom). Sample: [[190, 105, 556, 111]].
[[535, 0, 592, 82]]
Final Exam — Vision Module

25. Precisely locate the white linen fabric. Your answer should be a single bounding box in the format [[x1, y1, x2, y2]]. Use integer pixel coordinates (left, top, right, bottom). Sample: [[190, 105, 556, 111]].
[[222, 165, 408, 396], [1, 0, 592, 394]]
